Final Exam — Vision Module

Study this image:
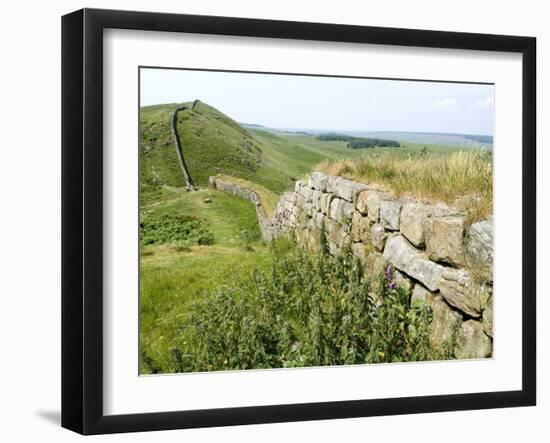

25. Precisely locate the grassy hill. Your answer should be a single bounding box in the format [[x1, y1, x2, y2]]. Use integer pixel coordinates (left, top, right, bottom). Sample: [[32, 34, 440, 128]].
[[140, 101, 367, 204], [140, 101, 293, 203]]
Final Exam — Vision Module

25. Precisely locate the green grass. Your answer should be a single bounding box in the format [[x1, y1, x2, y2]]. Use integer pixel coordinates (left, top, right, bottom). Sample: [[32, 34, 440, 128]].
[[215, 174, 281, 218], [139, 186, 273, 373], [141, 188, 262, 248], [251, 130, 363, 180], [139, 103, 189, 202], [140, 244, 275, 373], [140, 211, 214, 247]]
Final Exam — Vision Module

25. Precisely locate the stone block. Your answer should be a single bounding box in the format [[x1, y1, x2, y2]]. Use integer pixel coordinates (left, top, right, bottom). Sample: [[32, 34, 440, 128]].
[[411, 284, 436, 306], [467, 218, 493, 282], [380, 199, 402, 231], [425, 215, 466, 266], [383, 235, 445, 291], [455, 320, 492, 359], [429, 296, 463, 349], [328, 197, 354, 224], [400, 202, 430, 247], [371, 223, 388, 252], [351, 211, 372, 243], [439, 268, 490, 318]]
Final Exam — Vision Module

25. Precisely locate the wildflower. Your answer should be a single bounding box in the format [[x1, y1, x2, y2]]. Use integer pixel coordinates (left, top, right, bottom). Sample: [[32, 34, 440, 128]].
[[389, 282, 395, 290]]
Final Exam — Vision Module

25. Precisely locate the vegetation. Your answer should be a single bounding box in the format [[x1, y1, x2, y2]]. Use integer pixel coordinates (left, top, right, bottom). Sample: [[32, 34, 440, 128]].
[[142, 237, 455, 374], [140, 188, 271, 373], [316, 132, 400, 148], [348, 138, 400, 149], [140, 211, 213, 247], [316, 149, 493, 221], [316, 132, 356, 142]]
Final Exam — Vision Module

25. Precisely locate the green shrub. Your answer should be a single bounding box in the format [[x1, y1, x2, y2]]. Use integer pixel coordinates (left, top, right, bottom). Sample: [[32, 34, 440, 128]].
[[158, 238, 455, 374], [140, 210, 214, 247]]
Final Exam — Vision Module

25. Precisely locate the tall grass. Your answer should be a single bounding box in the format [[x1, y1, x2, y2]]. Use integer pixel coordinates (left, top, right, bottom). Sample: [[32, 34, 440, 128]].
[[316, 150, 493, 222]]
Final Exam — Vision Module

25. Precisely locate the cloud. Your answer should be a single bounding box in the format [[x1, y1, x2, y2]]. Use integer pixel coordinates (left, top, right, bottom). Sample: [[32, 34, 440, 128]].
[[433, 98, 458, 109], [475, 96, 494, 109]]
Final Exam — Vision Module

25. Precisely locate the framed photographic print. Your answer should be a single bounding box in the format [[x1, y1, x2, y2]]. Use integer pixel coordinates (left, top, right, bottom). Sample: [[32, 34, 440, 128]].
[[61, 8, 536, 435]]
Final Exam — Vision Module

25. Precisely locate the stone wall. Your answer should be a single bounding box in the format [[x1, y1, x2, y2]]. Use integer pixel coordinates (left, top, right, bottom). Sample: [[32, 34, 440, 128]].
[[212, 171, 494, 359], [208, 176, 276, 242], [171, 105, 196, 191]]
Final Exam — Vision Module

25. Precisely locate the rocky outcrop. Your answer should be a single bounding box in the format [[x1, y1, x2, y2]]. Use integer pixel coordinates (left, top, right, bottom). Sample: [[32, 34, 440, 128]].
[[211, 171, 494, 359]]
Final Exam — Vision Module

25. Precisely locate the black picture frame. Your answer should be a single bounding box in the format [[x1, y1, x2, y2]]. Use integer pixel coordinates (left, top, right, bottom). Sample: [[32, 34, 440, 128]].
[[61, 8, 537, 435]]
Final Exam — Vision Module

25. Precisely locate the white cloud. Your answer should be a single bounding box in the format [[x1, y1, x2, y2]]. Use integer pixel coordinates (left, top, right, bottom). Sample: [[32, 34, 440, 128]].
[[475, 96, 494, 109], [433, 98, 458, 109]]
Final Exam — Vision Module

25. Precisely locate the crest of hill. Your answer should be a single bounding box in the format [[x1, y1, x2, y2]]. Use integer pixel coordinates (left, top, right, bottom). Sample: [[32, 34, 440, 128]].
[[139, 101, 295, 203]]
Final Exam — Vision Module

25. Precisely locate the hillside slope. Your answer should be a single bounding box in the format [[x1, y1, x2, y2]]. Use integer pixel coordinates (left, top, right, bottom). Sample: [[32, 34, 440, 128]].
[[140, 101, 298, 204], [140, 100, 372, 206]]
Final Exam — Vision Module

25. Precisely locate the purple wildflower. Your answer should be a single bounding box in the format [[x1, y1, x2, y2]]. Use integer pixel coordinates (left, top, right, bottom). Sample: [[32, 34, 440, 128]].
[[389, 282, 395, 290]]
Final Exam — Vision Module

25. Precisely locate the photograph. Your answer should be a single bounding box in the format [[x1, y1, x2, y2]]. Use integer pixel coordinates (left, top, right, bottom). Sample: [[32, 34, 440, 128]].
[[139, 68, 495, 375], [1, 0, 544, 439]]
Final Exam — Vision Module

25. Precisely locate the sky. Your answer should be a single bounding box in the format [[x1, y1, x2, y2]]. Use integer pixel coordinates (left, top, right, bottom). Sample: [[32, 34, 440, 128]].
[[140, 68, 494, 136]]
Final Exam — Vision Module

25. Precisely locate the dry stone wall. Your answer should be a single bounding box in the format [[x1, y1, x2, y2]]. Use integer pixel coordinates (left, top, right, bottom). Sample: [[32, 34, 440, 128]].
[[171, 104, 197, 191], [212, 171, 494, 359], [208, 176, 276, 242]]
